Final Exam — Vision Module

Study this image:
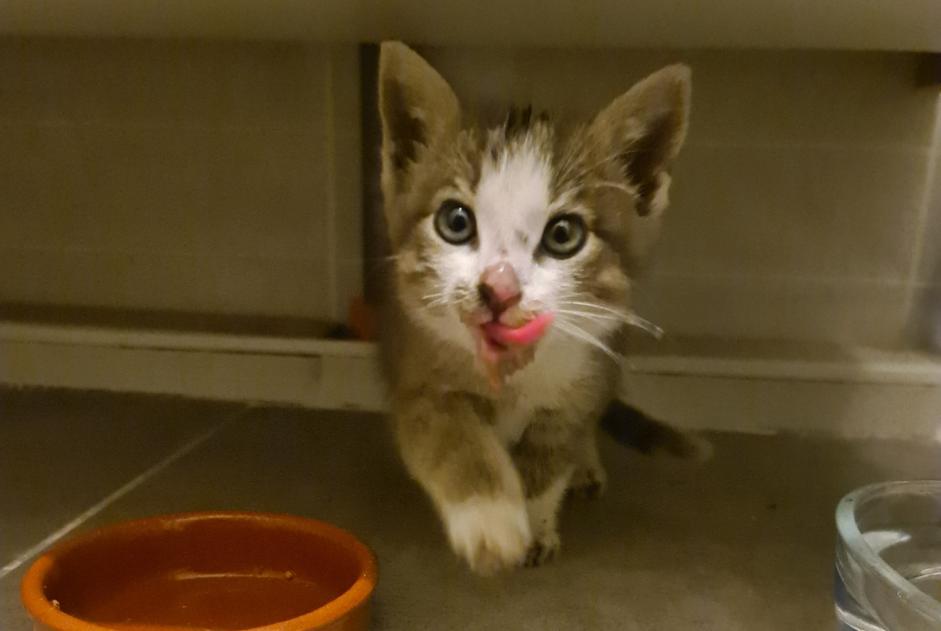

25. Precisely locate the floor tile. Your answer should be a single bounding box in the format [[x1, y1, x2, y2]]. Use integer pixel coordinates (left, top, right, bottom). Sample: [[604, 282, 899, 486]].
[[0, 389, 240, 564], [4, 395, 939, 630]]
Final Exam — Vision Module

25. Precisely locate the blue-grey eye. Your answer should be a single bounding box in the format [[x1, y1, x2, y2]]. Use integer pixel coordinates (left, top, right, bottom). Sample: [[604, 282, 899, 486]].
[[541, 214, 586, 258], [434, 200, 476, 245]]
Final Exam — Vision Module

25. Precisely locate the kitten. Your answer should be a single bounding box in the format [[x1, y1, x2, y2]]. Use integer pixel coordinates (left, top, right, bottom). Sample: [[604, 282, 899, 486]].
[[377, 41, 697, 575]]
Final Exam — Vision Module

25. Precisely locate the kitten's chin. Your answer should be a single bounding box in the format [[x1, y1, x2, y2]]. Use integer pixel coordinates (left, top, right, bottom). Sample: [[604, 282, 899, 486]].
[[465, 311, 555, 390], [472, 331, 533, 390]]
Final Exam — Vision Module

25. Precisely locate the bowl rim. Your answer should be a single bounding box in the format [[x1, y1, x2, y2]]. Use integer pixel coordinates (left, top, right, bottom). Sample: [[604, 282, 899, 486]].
[[835, 480, 941, 622], [21, 511, 378, 631]]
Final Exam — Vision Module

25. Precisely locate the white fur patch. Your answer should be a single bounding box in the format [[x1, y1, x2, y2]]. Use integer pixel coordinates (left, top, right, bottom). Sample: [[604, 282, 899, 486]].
[[494, 334, 594, 445], [474, 141, 552, 276], [442, 496, 531, 575], [526, 468, 574, 539]]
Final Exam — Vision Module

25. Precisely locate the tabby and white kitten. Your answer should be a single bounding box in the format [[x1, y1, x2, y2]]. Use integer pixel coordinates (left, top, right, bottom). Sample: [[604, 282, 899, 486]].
[[378, 42, 692, 575]]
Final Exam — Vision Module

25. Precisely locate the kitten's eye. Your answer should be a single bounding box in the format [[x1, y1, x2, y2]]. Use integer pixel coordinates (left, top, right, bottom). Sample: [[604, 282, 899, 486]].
[[541, 214, 587, 258], [434, 200, 476, 245]]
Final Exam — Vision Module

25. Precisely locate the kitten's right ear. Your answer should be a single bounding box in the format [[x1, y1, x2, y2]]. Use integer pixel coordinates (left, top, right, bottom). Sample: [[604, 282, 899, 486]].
[[589, 64, 691, 218], [379, 42, 460, 199]]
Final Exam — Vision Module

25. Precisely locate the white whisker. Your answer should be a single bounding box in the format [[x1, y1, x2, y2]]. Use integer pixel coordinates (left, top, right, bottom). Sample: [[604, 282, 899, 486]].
[[567, 151, 622, 181], [421, 288, 449, 301], [561, 300, 630, 319], [553, 308, 621, 325], [625, 312, 664, 339], [559, 299, 664, 339], [554, 319, 620, 361], [563, 146, 652, 183], [588, 181, 634, 195], [420, 290, 452, 310]]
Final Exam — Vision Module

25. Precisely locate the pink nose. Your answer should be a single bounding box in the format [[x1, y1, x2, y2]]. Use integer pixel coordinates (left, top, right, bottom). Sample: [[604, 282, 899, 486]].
[[478, 262, 521, 313]]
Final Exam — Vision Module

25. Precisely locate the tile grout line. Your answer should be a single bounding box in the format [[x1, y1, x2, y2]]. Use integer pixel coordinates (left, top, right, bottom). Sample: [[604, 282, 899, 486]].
[[0, 417, 233, 581], [902, 93, 941, 321], [323, 47, 340, 322]]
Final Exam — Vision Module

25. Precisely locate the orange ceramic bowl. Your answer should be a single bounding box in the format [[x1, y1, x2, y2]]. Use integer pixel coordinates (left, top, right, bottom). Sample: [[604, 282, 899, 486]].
[[21, 512, 377, 631]]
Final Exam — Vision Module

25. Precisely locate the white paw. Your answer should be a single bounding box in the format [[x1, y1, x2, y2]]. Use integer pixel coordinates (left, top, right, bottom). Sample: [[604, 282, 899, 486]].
[[524, 530, 561, 567], [442, 496, 532, 575]]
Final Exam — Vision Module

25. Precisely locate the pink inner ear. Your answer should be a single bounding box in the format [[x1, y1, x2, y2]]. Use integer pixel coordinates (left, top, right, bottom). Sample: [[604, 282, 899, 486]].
[[483, 312, 554, 347]]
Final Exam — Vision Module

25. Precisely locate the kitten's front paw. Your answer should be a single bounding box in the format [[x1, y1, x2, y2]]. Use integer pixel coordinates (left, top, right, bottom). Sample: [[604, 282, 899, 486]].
[[568, 464, 607, 499], [524, 530, 561, 567], [443, 497, 532, 575]]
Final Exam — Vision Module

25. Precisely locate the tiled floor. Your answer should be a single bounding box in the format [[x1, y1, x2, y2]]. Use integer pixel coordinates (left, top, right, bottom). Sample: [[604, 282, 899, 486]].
[[2, 388, 940, 630]]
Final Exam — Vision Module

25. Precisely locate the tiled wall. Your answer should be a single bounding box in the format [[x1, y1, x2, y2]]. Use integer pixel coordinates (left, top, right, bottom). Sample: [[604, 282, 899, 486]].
[[418, 47, 941, 348], [2, 39, 939, 349], [915, 99, 941, 350], [0, 38, 362, 322]]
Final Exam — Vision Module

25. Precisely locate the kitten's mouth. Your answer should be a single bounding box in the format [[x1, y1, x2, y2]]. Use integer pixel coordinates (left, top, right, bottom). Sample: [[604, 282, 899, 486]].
[[466, 307, 554, 389]]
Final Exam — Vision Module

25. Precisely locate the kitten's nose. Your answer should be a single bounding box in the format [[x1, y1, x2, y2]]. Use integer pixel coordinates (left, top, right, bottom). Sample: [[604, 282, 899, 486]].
[[478, 262, 521, 314]]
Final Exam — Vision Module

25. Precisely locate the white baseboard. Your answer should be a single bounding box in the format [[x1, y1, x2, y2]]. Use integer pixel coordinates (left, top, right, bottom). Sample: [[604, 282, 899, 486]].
[[0, 322, 385, 412], [3, 321, 940, 440]]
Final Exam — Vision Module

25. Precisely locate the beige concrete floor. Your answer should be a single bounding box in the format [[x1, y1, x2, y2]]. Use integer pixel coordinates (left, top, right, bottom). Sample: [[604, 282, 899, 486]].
[[2, 388, 939, 630]]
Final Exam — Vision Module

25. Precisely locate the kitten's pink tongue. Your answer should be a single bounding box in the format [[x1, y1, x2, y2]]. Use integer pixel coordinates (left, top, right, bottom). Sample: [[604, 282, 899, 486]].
[[483, 312, 555, 347]]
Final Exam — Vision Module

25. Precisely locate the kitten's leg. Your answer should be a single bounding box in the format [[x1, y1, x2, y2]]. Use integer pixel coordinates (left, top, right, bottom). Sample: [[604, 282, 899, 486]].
[[569, 422, 607, 499], [512, 416, 578, 567], [394, 393, 530, 575]]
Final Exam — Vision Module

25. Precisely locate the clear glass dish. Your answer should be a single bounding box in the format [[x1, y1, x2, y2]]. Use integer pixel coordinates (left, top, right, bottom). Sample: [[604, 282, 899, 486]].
[[835, 480, 941, 630]]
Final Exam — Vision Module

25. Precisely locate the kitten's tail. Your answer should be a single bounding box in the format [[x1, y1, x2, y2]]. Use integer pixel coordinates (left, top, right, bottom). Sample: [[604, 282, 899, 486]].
[[600, 399, 712, 461]]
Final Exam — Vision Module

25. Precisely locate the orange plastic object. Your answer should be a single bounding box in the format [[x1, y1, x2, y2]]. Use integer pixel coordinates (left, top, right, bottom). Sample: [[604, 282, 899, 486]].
[[349, 297, 378, 341], [21, 512, 377, 631]]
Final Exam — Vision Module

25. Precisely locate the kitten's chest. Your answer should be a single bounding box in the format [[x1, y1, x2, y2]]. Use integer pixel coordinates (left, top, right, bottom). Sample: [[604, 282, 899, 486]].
[[492, 339, 592, 446]]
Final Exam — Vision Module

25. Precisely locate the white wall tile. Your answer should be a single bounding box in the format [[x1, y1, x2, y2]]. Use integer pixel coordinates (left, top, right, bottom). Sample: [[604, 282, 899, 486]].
[[200, 126, 328, 258], [0, 38, 360, 321], [916, 98, 941, 287], [660, 144, 927, 281], [0, 39, 328, 127], [632, 275, 911, 347], [420, 48, 937, 149], [2, 38, 935, 345], [325, 46, 365, 321], [910, 96, 941, 349], [0, 247, 330, 315], [66, 124, 212, 254], [0, 122, 85, 249]]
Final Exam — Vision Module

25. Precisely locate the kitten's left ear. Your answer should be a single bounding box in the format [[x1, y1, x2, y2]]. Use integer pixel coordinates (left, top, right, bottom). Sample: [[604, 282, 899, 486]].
[[589, 64, 691, 217]]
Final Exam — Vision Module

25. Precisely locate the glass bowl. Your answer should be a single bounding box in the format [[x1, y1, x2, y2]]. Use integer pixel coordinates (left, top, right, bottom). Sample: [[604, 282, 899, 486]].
[[835, 481, 941, 630]]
